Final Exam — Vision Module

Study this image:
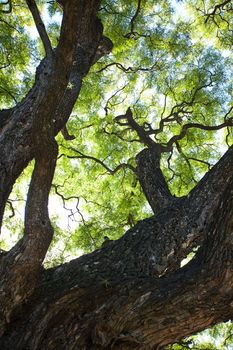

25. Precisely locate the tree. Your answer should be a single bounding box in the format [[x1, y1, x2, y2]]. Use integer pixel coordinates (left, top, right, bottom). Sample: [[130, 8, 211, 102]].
[[0, 0, 232, 348]]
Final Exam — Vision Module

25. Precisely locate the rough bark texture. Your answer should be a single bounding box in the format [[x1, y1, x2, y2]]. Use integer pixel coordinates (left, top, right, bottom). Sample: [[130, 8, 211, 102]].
[[0, 0, 233, 349]]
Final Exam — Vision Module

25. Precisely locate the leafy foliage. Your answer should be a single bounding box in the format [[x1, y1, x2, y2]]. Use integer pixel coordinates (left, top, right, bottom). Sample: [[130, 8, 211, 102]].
[[0, 0, 232, 347], [167, 322, 233, 349], [1, 0, 232, 259]]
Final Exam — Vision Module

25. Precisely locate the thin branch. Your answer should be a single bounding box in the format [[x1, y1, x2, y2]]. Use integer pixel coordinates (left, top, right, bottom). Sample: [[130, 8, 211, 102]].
[[175, 141, 198, 184], [166, 111, 233, 149], [0, 86, 18, 103], [130, 0, 142, 32], [103, 127, 141, 144], [0, 18, 21, 33], [154, 76, 215, 137], [52, 184, 86, 226], [188, 156, 212, 170], [225, 126, 232, 147], [0, 62, 10, 70], [5, 198, 26, 219], [124, 0, 142, 38], [26, 0, 53, 58], [224, 105, 233, 120], [96, 61, 159, 74], [58, 148, 136, 174], [104, 84, 128, 116]]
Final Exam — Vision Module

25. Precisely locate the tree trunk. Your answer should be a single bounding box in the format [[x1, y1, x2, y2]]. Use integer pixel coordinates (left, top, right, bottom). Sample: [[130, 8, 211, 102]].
[[0, 0, 233, 349], [0, 172, 233, 349]]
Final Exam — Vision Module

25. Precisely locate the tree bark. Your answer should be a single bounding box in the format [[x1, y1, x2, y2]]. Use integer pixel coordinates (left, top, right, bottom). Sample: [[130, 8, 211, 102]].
[[0, 0, 111, 227], [0, 174, 233, 349], [0, 0, 233, 349], [136, 147, 178, 213]]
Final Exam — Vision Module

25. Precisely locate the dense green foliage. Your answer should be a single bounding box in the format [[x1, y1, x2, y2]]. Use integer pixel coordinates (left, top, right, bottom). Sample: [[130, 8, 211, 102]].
[[0, 0, 232, 347]]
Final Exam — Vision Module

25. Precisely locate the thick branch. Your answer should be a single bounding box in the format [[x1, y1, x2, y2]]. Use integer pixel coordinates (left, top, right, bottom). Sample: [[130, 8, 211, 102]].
[[136, 147, 176, 213], [2, 177, 232, 348], [0, 0, 112, 230], [26, 0, 53, 58], [115, 107, 170, 151], [115, 107, 155, 148], [187, 144, 233, 228], [0, 103, 58, 327], [0, 0, 109, 332]]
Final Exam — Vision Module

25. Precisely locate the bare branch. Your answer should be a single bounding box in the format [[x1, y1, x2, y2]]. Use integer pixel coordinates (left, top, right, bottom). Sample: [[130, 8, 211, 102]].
[[103, 127, 141, 143], [6, 200, 15, 219], [187, 156, 212, 170], [52, 184, 86, 226], [26, 0, 53, 58], [153, 76, 216, 137], [104, 84, 128, 115], [175, 141, 198, 184]]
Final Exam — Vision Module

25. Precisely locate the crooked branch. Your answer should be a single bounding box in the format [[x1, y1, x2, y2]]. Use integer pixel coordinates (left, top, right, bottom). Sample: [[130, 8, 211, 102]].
[[167, 112, 233, 149], [96, 61, 158, 74], [115, 107, 156, 148], [153, 77, 216, 136], [59, 148, 136, 175], [124, 0, 142, 38], [204, 0, 232, 23], [115, 107, 172, 153], [52, 184, 86, 226]]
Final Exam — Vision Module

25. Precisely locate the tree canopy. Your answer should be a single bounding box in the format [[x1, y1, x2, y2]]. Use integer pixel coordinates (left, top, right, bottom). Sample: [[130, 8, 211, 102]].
[[0, 0, 232, 349]]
